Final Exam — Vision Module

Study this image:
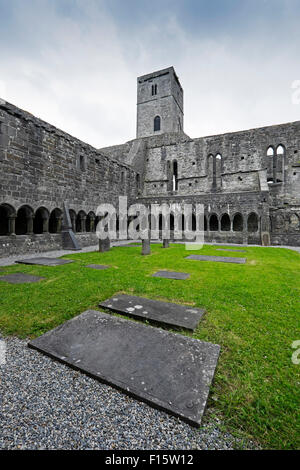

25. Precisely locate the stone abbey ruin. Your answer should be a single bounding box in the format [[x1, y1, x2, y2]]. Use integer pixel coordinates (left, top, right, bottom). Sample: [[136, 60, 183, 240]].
[[0, 66, 299, 257]]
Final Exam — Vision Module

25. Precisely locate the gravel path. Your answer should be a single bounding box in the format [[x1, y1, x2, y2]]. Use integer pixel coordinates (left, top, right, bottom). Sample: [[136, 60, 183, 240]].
[[0, 336, 257, 450]]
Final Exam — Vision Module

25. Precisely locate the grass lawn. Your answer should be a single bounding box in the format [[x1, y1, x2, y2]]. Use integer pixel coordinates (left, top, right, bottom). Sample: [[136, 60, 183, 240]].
[[0, 243, 299, 449]]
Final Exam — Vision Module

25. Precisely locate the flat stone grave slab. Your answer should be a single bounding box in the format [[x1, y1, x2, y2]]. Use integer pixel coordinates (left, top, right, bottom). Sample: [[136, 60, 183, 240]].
[[85, 264, 110, 270], [152, 270, 190, 280], [186, 255, 246, 264], [99, 294, 205, 331], [0, 273, 45, 284], [216, 249, 246, 253], [28, 310, 220, 426], [16, 257, 74, 267]]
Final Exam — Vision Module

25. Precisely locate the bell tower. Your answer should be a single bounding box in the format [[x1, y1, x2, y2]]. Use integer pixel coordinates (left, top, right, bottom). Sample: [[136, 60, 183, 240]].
[[136, 66, 184, 138]]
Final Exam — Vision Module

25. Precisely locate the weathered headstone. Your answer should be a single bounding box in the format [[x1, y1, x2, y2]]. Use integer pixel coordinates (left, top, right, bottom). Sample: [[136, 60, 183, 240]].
[[142, 238, 151, 255], [152, 270, 190, 280], [186, 255, 246, 264], [16, 257, 74, 266], [100, 294, 205, 331], [162, 239, 170, 248], [0, 273, 45, 284], [99, 237, 110, 253], [28, 310, 220, 426]]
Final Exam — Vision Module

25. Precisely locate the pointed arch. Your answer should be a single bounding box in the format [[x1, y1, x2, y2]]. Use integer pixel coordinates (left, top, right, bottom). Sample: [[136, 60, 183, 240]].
[[233, 213, 243, 232], [221, 214, 231, 231], [209, 214, 219, 231], [247, 212, 259, 233]]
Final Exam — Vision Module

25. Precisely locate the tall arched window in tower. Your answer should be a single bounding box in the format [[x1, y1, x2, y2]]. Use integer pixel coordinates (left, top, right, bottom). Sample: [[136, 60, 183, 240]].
[[154, 115, 161, 132], [172, 160, 178, 191], [151, 84, 157, 96]]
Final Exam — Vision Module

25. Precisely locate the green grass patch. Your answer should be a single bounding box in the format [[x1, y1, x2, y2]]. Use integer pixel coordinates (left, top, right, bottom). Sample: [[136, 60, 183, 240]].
[[0, 244, 299, 449]]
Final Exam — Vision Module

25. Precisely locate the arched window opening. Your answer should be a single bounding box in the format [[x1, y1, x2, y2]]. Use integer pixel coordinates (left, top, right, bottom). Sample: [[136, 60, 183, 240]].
[[221, 214, 231, 231], [209, 214, 219, 231], [136, 174, 140, 191], [121, 171, 125, 186], [16, 206, 34, 235], [247, 213, 259, 233], [277, 145, 284, 155], [158, 214, 163, 231], [0, 206, 9, 236], [86, 212, 96, 232], [49, 208, 62, 234], [79, 155, 86, 172], [0, 204, 15, 236], [209, 153, 222, 190], [204, 215, 207, 231], [233, 213, 243, 232], [34, 207, 49, 234], [154, 115, 161, 132], [76, 211, 87, 233], [170, 213, 175, 232], [172, 160, 178, 191], [192, 213, 196, 231], [151, 84, 157, 96], [267, 145, 284, 183]]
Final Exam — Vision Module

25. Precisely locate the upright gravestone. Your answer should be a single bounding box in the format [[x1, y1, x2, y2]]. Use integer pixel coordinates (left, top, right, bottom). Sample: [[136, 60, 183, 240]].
[[99, 237, 110, 253], [142, 238, 151, 255], [162, 239, 169, 248]]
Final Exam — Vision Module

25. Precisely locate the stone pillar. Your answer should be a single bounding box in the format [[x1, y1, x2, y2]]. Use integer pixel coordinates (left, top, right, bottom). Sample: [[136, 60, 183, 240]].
[[142, 238, 151, 255], [90, 216, 95, 232], [261, 213, 271, 246], [42, 217, 49, 233], [57, 216, 62, 233], [8, 216, 16, 236], [99, 237, 110, 252], [162, 239, 169, 248], [80, 216, 86, 233], [27, 215, 34, 235]]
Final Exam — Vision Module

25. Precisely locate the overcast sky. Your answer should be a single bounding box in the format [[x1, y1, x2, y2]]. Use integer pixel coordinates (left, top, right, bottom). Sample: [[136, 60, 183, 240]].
[[0, 0, 300, 148]]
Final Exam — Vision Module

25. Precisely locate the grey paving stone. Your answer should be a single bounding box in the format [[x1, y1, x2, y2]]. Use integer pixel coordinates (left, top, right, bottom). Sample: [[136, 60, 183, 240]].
[[152, 271, 190, 280], [85, 264, 110, 270], [16, 257, 74, 266], [100, 294, 205, 331], [0, 273, 45, 284], [186, 255, 246, 264], [28, 310, 220, 426]]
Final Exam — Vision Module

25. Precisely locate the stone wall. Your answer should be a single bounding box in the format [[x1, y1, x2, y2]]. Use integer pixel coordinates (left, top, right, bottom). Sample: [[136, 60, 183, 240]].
[[0, 100, 139, 256]]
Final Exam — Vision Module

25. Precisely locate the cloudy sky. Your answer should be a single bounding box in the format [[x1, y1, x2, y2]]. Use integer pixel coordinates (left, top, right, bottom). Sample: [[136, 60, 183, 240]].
[[0, 0, 300, 148]]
